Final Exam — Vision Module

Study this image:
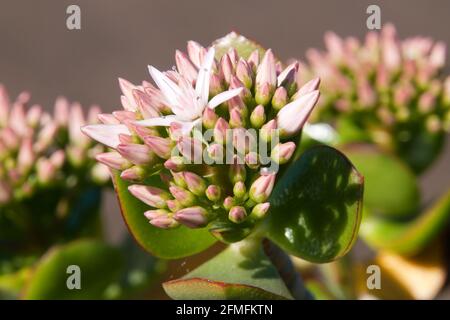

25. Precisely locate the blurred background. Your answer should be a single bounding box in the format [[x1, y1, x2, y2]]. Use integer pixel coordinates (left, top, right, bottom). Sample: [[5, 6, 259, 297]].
[[1, 0, 450, 298]]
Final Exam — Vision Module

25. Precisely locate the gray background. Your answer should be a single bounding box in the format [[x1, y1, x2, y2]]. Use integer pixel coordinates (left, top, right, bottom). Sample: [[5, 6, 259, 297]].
[[1, 0, 449, 296]]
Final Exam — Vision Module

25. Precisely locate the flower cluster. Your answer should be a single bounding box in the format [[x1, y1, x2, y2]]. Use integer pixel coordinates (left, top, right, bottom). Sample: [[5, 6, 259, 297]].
[[82, 35, 320, 242], [0, 84, 108, 206], [300, 24, 450, 171]]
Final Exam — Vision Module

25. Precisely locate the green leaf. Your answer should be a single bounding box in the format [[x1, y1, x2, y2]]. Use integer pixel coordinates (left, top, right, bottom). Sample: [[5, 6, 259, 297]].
[[111, 170, 216, 259], [0, 267, 33, 299], [336, 117, 372, 145], [360, 188, 450, 255], [267, 146, 364, 263], [163, 239, 292, 300], [22, 239, 122, 299], [342, 145, 420, 218], [212, 32, 266, 60]]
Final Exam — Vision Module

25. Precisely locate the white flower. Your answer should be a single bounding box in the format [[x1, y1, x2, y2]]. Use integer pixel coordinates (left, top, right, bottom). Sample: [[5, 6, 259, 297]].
[[135, 47, 243, 135]]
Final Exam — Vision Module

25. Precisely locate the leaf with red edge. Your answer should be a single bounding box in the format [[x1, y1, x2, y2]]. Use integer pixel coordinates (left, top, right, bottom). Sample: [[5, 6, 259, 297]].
[[111, 170, 217, 259], [163, 240, 293, 300]]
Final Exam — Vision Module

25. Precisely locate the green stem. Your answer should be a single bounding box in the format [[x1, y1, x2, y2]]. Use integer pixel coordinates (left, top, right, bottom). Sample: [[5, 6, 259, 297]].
[[262, 239, 314, 300]]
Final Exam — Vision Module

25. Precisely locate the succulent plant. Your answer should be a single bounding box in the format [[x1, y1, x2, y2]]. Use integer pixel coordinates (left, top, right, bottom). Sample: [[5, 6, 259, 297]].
[[300, 23, 450, 173], [296, 25, 450, 300], [82, 36, 323, 242], [0, 85, 109, 204], [82, 32, 364, 300], [0, 85, 112, 253], [0, 85, 164, 300]]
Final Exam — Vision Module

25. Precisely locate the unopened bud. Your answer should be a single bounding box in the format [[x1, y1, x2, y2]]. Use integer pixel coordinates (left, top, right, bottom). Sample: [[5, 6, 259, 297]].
[[228, 206, 247, 224]]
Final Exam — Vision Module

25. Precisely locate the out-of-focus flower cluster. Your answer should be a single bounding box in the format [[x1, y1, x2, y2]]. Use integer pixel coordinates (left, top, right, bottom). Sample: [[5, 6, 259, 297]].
[[0, 84, 109, 207], [83, 35, 320, 242], [300, 24, 450, 172]]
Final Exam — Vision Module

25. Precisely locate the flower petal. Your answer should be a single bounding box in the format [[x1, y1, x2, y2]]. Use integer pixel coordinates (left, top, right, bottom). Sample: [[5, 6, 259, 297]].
[[195, 47, 215, 105], [81, 124, 130, 149], [134, 115, 179, 127], [148, 66, 181, 107], [207, 87, 243, 109]]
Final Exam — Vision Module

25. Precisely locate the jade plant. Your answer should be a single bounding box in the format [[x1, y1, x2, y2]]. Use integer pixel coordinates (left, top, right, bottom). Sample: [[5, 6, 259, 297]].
[[297, 24, 450, 299], [0, 85, 163, 299], [82, 33, 365, 300]]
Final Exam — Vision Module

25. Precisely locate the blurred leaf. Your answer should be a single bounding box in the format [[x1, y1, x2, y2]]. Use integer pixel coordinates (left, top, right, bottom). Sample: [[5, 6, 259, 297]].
[[336, 117, 372, 145], [305, 280, 336, 300], [0, 267, 33, 299], [267, 146, 364, 263], [360, 188, 450, 255], [212, 32, 266, 60], [111, 170, 216, 259], [396, 128, 445, 174], [319, 255, 357, 299], [104, 235, 166, 299], [23, 239, 122, 299], [342, 145, 420, 218], [163, 240, 292, 300], [356, 239, 446, 300]]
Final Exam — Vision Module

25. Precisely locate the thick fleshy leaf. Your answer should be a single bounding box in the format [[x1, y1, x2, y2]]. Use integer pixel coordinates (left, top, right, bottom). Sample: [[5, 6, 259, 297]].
[[267, 146, 364, 263], [360, 188, 450, 255], [103, 235, 166, 299], [0, 266, 33, 299], [212, 32, 266, 60], [342, 145, 420, 218], [22, 240, 122, 299], [111, 170, 216, 259], [163, 240, 293, 300]]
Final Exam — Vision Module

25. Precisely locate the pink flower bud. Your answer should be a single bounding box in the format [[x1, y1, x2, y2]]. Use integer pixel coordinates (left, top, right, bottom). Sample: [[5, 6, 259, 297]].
[[214, 118, 230, 144], [220, 53, 234, 85], [250, 105, 266, 128], [118, 78, 137, 112], [236, 58, 253, 89], [174, 206, 209, 228], [277, 90, 320, 138], [144, 135, 173, 159], [128, 184, 171, 209], [187, 40, 207, 68], [133, 89, 160, 119], [17, 138, 34, 171], [229, 107, 245, 128], [249, 173, 276, 203], [26, 104, 43, 127], [271, 87, 288, 111], [251, 202, 271, 220], [202, 107, 218, 129], [176, 50, 198, 84], [117, 143, 156, 165], [229, 156, 246, 183], [182, 171, 206, 196], [260, 119, 277, 142], [96, 152, 132, 170], [247, 50, 260, 70], [164, 156, 186, 171], [169, 185, 196, 207], [121, 166, 146, 181], [177, 137, 203, 164], [233, 181, 247, 199], [205, 185, 221, 202], [144, 209, 169, 221], [150, 216, 180, 229], [271, 142, 296, 164], [294, 78, 321, 98], [228, 206, 247, 223], [256, 49, 277, 89]]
